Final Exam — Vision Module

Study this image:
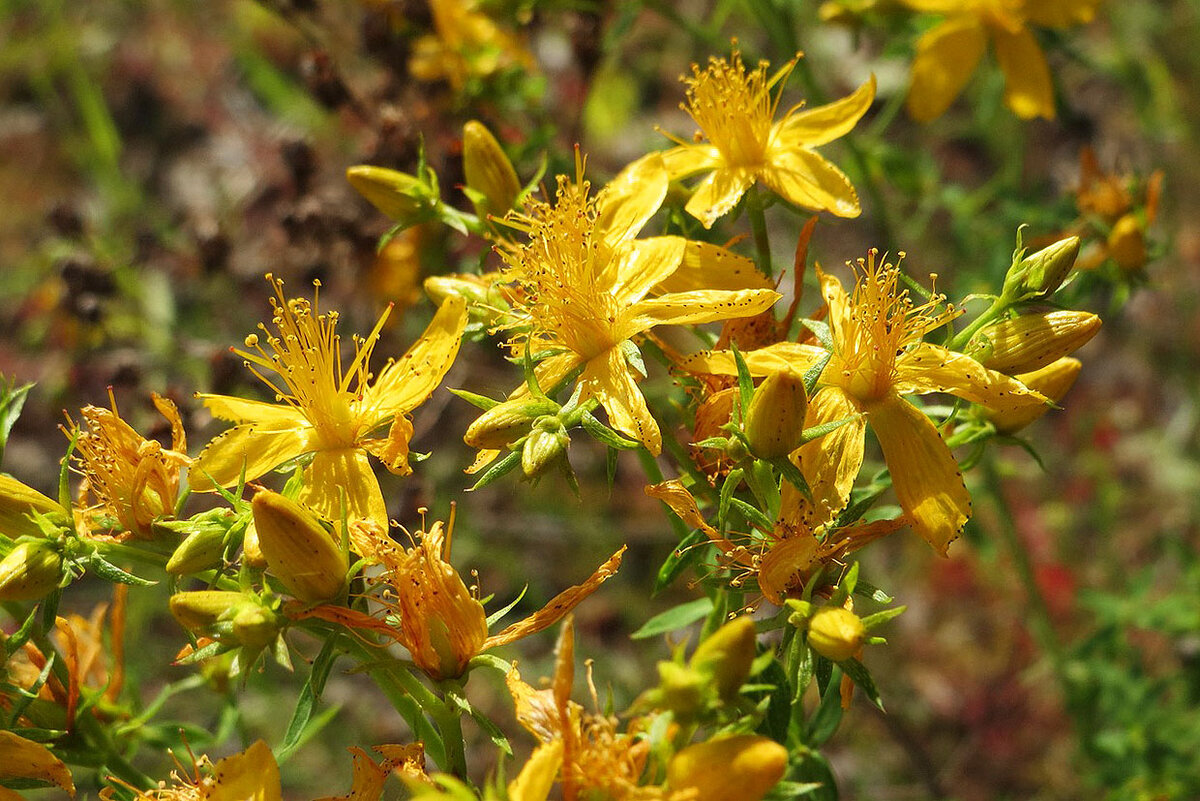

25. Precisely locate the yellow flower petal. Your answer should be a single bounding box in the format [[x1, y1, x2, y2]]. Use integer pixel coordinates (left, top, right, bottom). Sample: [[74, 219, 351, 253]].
[[660, 143, 722, 181], [484, 546, 624, 649], [779, 387, 866, 531], [361, 295, 468, 418], [991, 25, 1055, 119], [906, 16, 988, 122], [298, 448, 388, 529], [190, 425, 311, 491], [1024, 0, 1100, 29], [680, 341, 826, 377], [684, 167, 757, 228], [0, 731, 75, 797], [359, 413, 415, 476], [630, 288, 780, 332], [772, 75, 876, 148], [595, 153, 670, 247], [198, 394, 309, 428], [508, 741, 564, 801], [654, 241, 771, 294], [893, 343, 1048, 415], [608, 235, 689, 305], [581, 347, 661, 454], [867, 394, 970, 556], [760, 148, 861, 217], [206, 740, 282, 801]]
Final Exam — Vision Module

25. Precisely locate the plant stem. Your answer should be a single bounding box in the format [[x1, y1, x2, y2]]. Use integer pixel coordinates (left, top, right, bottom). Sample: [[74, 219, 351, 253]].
[[428, 694, 468, 780], [746, 185, 775, 278], [950, 296, 1006, 351]]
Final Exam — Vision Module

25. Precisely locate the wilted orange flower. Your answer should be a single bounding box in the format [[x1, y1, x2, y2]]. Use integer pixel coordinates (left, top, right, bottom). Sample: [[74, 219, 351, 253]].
[[657, 49, 875, 227], [905, 0, 1100, 121], [1075, 147, 1164, 272]]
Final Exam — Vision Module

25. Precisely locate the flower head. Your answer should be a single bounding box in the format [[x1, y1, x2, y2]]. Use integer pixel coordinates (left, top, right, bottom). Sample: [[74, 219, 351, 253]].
[[905, 0, 1100, 121], [191, 276, 468, 530], [658, 49, 875, 227], [408, 0, 534, 91]]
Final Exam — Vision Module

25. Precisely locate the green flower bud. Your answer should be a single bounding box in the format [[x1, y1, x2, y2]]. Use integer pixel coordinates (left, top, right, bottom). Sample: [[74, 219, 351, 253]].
[[346, 165, 438, 224], [464, 397, 559, 449], [163, 510, 237, 575], [0, 541, 64, 601], [521, 417, 570, 477], [743, 368, 808, 459], [169, 590, 245, 633], [0, 474, 64, 539], [1002, 236, 1080, 301], [251, 490, 347, 603], [807, 606, 865, 662]]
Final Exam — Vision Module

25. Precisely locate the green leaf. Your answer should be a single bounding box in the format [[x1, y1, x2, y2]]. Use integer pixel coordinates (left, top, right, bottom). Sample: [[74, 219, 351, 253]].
[[469, 451, 522, 491], [654, 528, 708, 595], [718, 468, 744, 529], [449, 388, 501, 411], [805, 665, 845, 746], [278, 637, 340, 763], [732, 344, 754, 419], [800, 318, 833, 350], [840, 658, 884, 711], [802, 352, 831, 396], [581, 411, 640, 450], [729, 498, 773, 532], [621, 339, 647, 379], [630, 597, 714, 640], [0, 378, 33, 468], [860, 605, 907, 631], [86, 554, 156, 587], [756, 658, 792, 743]]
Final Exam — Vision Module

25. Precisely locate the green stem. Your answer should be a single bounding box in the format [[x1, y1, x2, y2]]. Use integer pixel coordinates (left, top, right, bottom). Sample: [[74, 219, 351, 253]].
[[950, 296, 1007, 351], [428, 694, 468, 780], [745, 185, 774, 278]]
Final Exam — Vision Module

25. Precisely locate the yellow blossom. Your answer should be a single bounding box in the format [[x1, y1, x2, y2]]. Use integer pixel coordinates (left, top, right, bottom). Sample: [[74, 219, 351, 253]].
[[190, 276, 468, 530], [0, 731, 75, 797], [683, 251, 1046, 555], [904, 0, 1100, 121], [655, 49, 875, 228], [408, 0, 534, 91], [66, 390, 188, 539], [498, 156, 780, 455]]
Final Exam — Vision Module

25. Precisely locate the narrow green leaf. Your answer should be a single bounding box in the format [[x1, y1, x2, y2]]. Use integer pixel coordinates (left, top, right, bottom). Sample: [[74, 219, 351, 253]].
[[630, 597, 713, 640]]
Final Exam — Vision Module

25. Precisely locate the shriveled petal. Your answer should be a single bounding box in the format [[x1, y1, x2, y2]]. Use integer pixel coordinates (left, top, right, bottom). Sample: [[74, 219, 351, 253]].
[[1025, 0, 1099, 29], [629, 288, 781, 333], [361, 295, 468, 418], [772, 75, 876, 148], [508, 741, 564, 801], [152, 393, 187, 452], [644, 480, 738, 555], [991, 25, 1055, 120], [867, 394, 970, 556], [596, 153, 669, 247], [610, 235, 688, 305], [298, 448, 388, 530], [660, 143, 722, 181], [581, 347, 661, 454], [313, 747, 392, 801], [190, 424, 311, 491], [760, 148, 861, 218], [680, 341, 825, 377], [816, 265, 850, 333], [207, 741, 282, 801], [198, 394, 308, 428], [655, 241, 772, 295], [359, 413, 414, 476], [0, 731, 75, 796], [894, 343, 1048, 414], [685, 167, 757, 229], [484, 546, 624, 649], [906, 16, 988, 122], [779, 388, 866, 531], [758, 532, 823, 604]]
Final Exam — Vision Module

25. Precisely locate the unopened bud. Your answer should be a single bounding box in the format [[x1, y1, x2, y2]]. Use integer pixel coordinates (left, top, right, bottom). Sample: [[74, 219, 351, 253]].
[[169, 590, 245, 633], [464, 397, 559, 449], [521, 417, 569, 477], [986, 357, 1082, 434], [424, 274, 494, 307], [667, 735, 788, 801], [0, 541, 64, 601], [163, 510, 236, 575], [654, 661, 705, 720], [241, 520, 268, 568], [169, 591, 281, 648], [0, 474, 64, 539], [231, 601, 281, 649], [807, 606, 865, 662], [251, 490, 347, 603], [967, 310, 1101, 375], [1003, 236, 1080, 300], [1108, 214, 1147, 271], [689, 615, 757, 702], [346, 165, 436, 224], [463, 120, 521, 217], [743, 369, 808, 459]]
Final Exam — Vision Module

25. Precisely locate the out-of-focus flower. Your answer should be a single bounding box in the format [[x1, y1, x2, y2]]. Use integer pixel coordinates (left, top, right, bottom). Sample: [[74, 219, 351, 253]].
[[683, 251, 1046, 554], [1074, 147, 1164, 273], [904, 0, 1100, 121], [0, 731, 75, 797], [101, 740, 280, 801], [66, 391, 188, 539], [294, 511, 623, 681], [190, 276, 468, 530], [655, 49, 874, 228], [408, 0, 534, 91], [496, 156, 779, 455]]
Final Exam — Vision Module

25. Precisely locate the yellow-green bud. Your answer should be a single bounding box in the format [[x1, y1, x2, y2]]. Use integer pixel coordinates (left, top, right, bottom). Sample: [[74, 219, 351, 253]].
[[164, 512, 234, 575], [346, 165, 436, 223], [169, 590, 245, 633], [689, 615, 757, 702], [807, 606, 865, 662], [0, 541, 63, 601], [251, 490, 347, 603], [743, 368, 808, 459], [1108, 214, 1147, 271], [667, 735, 788, 801], [967, 310, 1101, 375], [169, 591, 280, 648], [462, 120, 520, 217], [986, 357, 1082, 434], [1003, 236, 1080, 300], [0, 474, 64, 539], [242, 520, 268, 568], [521, 417, 569, 477], [464, 397, 559, 449], [231, 601, 281, 649]]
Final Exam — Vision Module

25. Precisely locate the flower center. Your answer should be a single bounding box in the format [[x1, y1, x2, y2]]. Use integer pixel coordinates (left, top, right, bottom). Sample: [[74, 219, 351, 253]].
[[684, 51, 778, 169]]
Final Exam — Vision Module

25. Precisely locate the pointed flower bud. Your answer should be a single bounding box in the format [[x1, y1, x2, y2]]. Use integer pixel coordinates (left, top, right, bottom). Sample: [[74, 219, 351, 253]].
[[169, 590, 281, 648], [667, 735, 788, 801], [967, 310, 1101, 375], [1002, 236, 1080, 301], [251, 490, 347, 603], [689, 615, 757, 702], [986, 357, 1082, 434], [0, 474, 67, 539], [1108, 213, 1148, 271], [168, 590, 245, 633], [464, 397, 559, 449], [163, 509, 237, 575], [463, 120, 521, 217], [521, 417, 570, 477], [807, 606, 866, 662], [347, 165, 438, 224], [743, 368, 808, 459], [0, 540, 64, 601]]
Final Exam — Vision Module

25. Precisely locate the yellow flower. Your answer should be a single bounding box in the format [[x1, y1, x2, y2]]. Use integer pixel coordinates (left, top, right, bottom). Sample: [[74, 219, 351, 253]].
[[190, 276, 468, 529], [0, 731, 75, 797], [905, 0, 1100, 121], [683, 251, 1046, 555], [66, 390, 188, 538], [499, 157, 780, 455], [408, 0, 534, 91], [293, 512, 624, 681], [656, 49, 875, 228]]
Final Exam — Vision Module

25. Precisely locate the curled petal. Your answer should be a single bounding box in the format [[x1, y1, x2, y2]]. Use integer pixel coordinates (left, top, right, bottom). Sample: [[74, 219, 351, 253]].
[[0, 731, 75, 797], [581, 348, 661, 454], [906, 17, 988, 122], [360, 414, 414, 476], [779, 388, 866, 531]]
